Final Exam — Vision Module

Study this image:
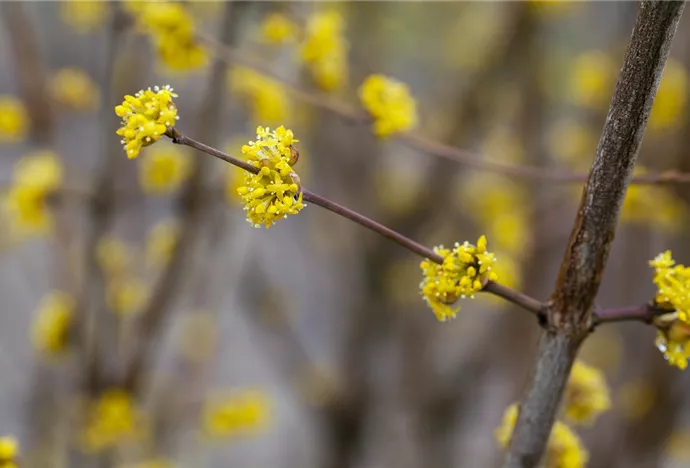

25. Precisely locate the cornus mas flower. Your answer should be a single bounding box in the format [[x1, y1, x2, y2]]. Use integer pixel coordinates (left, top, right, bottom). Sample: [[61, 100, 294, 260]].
[[237, 126, 305, 228], [419, 235, 498, 322], [260, 13, 298, 45], [202, 388, 271, 438], [229, 67, 290, 125], [563, 361, 611, 425], [115, 85, 178, 159], [359, 74, 418, 137], [655, 320, 690, 370], [495, 404, 589, 468], [30, 291, 75, 356], [301, 10, 349, 91], [50, 68, 100, 112], [0, 436, 18, 466], [0, 95, 28, 143], [138, 146, 191, 195], [650, 251, 690, 323]]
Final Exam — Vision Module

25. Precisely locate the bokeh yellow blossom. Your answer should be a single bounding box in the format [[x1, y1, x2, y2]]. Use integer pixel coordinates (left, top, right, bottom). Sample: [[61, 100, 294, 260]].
[[138, 146, 191, 195], [359, 74, 417, 137], [649, 58, 687, 132], [616, 379, 656, 420], [0, 436, 18, 466], [115, 85, 178, 159], [145, 219, 179, 268], [563, 361, 611, 425], [260, 13, 298, 45], [107, 278, 149, 316], [96, 236, 131, 277], [30, 290, 74, 356], [50, 68, 100, 112], [60, 1, 108, 33], [132, 2, 208, 71], [495, 404, 589, 468], [621, 167, 685, 233], [203, 388, 271, 438], [301, 10, 348, 91], [547, 119, 598, 170], [237, 126, 304, 228], [81, 389, 147, 452], [650, 250, 690, 323], [419, 235, 498, 322], [0, 96, 28, 143], [655, 321, 690, 370], [570, 50, 616, 110], [229, 67, 289, 126]]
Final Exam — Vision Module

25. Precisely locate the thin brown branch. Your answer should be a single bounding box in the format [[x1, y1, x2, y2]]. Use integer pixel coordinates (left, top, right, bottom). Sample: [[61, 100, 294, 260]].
[[592, 303, 671, 326], [165, 129, 548, 317], [505, 2, 686, 467], [196, 33, 690, 187]]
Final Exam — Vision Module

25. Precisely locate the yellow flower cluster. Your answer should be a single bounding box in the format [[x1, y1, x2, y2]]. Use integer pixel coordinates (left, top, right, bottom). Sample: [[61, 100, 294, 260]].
[[229, 67, 290, 126], [495, 404, 589, 468], [0, 96, 28, 143], [145, 218, 179, 269], [96, 236, 131, 276], [419, 235, 498, 322], [655, 324, 690, 370], [301, 11, 349, 92], [0, 436, 18, 468], [359, 74, 418, 137], [115, 85, 178, 159], [96, 236, 148, 316], [81, 389, 147, 452], [563, 361, 611, 425], [649, 58, 687, 132], [202, 388, 271, 438], [30, 291, 75, 356], [569, 50, 616, 111], [130, 1, 208, 71], [138, 146, 191, 195], [650, 251, 690, 323], [2, 151, 63, 239], [237, 126, 304, 228], [50, 68, 100, 112], [60, 1, 108, 33], [260, 13, 298, 45]]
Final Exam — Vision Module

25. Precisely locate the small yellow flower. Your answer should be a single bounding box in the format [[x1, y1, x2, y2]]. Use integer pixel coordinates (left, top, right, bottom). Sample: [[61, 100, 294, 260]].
[[419, 235, 498, 322], [237, 126, 304, 228], [30, 290, 75, 356], [570, 50, 617, 110], [495, 404, 589, 468], [229, 67, 290, 126], [50, 68, 101, 112], [202, 388, 271, 438], [0, 436, 18, 463], [301, 11, 348, 91], [96, 236, 131, 277], [134, 2, 209, 71], [81, 389, 147, 453], [138, 146, 191, 195], [359, 74, 417, 137], [655, 321, 690, 370], [260, 13, 298, 45], [0, 96, 28, 143], [649, 58, 687, 132], [650, 250, 690, 323], [563, 361, 611, 425], [107, 278, 149, 317], [145, 219, 179, 268], [115, 85, 178, 159], [60, 1, 108, 33]]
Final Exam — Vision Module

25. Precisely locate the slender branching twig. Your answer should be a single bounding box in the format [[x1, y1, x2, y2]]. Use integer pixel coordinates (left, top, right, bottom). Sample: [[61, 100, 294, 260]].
[[504, 2, 685, 467]]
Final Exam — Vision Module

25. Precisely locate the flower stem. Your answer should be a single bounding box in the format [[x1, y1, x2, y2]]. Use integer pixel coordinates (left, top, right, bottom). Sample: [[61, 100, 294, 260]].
[[592, 303, 669, 326]]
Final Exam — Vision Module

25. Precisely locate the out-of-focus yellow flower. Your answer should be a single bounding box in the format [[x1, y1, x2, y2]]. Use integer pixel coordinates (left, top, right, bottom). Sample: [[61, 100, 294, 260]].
[[229, 67, 290, 126], [202, 388, 271, 438], [107, 278, 149, 316], [13, 150, 63, 192], [0, 436, 18, 465], [495, 404, 589, 468], [115, 85, 178, 159], [616, 379, 656, 420], [138, 146, 191, 195], [30, 290, 74, 356], [96, 236, 131, 277], [132, 2, 208, 71], [528, 0, 582, 16], [237, 126, 304, 228], [81, 389, 147, 452], [50, 68, 100, 112], [570, 50, 616, 110], [621, 167, 686, 233], [60, 1, 108, 33], [487, 252, 522, 291], [419, 235, 499, 322], [563, 361, 611, 425], [649, 58, 687, 132], [359, 74, 417, 137], [547, 119, 598, 170], [650, 250, 690, 323], [0, 96, 28, 143], [260, 13, 298, 45], [301, 11, 348, 91], [145, 218, 179, 268]]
